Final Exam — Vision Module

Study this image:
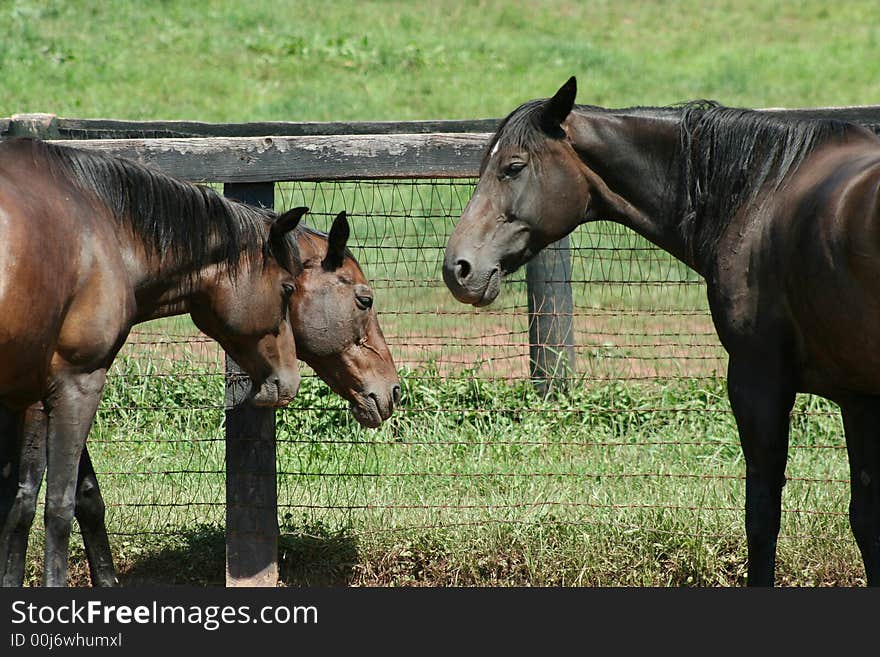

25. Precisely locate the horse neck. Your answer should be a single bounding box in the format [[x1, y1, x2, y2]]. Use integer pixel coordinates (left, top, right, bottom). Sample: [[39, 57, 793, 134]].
[[566, 109, 698, 272], [128, 222, 265, 324]]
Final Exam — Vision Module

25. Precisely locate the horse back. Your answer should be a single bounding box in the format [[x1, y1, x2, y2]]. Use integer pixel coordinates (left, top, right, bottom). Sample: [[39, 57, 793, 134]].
[[0, 140, 134, 402]]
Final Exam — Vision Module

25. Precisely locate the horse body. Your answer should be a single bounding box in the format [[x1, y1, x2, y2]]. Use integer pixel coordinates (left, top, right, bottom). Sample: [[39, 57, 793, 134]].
[[0, 144, 134, 405], [701, 140, 880, 398], [0, 138, 304, 586], [443, 77, 880, 585], [0, 138, 303, 406], [769, 150, 880, 397]]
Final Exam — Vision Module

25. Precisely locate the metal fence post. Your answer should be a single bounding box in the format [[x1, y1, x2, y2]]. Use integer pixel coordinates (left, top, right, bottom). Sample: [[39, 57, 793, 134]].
[[526, 236, 576, 396], [222, 182, 278, 587]]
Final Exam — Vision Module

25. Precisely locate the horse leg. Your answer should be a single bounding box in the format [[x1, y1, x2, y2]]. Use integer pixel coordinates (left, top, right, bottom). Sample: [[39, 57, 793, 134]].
[[2, 404, 117, 586], [727, 356, 795, 586], [839, 397, 880, 586], [43, 370, 106, 587], [0, 405, 23, 585], [74, 445, 118, 586], [0, 404, 48, 586], [0, 406, 118, 587], [0, 405, 22, 534]]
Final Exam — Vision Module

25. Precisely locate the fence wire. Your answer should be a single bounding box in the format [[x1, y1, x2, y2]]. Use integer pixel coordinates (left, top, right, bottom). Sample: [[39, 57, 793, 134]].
[[26, 177, 857, 583]]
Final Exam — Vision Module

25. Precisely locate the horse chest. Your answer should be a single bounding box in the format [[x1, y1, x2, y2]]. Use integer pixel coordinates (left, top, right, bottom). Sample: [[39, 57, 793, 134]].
[[706, 283, 768, 355], [704, 240, 781, 356]]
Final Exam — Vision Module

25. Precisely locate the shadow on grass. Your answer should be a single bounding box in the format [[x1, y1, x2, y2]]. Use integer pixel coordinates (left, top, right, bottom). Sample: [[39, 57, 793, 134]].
[[278, 521, 359, 586], [117, 522, 358, 587]]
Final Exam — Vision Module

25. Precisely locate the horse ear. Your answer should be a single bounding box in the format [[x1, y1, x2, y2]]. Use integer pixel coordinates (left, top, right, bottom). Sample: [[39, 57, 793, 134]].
[[322, 211, 350, 271], [271, 206, 308, 241], [269, 206, 307, 272], [539, 76, 577, 134]]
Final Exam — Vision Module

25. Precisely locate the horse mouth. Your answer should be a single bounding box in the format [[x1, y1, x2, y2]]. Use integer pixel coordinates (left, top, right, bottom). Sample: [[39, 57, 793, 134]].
[[250, 392, 294, 408], [472, 268, 502, 307], [249, 377, 298, 408], [349, 392, 395, 428], [349, 398, 382, 428]]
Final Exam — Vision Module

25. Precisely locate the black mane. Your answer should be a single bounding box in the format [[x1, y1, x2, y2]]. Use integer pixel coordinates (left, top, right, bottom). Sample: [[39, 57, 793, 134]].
[[676, 102, 856, 262], [31, 139, 279, 274]]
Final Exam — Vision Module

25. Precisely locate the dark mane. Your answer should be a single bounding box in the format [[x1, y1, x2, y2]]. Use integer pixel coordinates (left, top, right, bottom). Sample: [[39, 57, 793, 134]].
[[676, 102, 857, 262], [30, 139, 278, 274], [480, 99, 549, 173]]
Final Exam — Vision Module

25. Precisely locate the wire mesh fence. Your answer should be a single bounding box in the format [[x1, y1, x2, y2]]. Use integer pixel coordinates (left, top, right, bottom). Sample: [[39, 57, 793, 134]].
[[0, 156, 845, 585], [2, 106, 874, 585], [23, 174, 849, 586]]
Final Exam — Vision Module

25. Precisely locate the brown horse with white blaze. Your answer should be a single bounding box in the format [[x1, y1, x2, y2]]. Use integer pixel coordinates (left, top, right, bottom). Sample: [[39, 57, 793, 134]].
[[444, 77, 880, 586], [0, 137, 303, 587]]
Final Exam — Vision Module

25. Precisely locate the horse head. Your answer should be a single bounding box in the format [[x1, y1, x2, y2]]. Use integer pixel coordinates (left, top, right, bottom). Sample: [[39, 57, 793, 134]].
[[189, 206, 307, 407], [290, 211, 401, 427], [443, 77, 588, 306]]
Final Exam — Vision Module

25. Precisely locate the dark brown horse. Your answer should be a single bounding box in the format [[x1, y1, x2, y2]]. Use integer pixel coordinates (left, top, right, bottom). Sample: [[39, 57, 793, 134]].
[[444, 77, 880, 586], [4, 209, 401, 587], [0, 137, 303, 586]]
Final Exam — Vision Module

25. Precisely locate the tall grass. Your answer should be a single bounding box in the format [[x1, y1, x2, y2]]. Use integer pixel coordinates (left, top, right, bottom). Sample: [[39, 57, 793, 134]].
[[3, 1, 880, 121]]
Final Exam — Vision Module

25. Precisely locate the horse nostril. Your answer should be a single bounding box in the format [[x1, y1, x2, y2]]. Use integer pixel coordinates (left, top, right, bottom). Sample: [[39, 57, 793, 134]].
[[455, 259, 472, 284], [392, 385, 402, 406]]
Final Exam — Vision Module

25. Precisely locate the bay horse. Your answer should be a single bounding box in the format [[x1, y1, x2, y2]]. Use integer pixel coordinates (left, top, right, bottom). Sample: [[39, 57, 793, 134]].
[[0, 137, 303, 586], [3, 209, 401, 586], [288, 211, 401, 429], [443, 77, 880, 586]]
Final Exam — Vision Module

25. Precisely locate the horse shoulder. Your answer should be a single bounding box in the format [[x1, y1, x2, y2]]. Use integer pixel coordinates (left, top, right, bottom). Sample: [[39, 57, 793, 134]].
[[780, 144, 880, 284], [744, 144, 880, 395], [52, 227, 137, 371], [835, 152, 880, 262]]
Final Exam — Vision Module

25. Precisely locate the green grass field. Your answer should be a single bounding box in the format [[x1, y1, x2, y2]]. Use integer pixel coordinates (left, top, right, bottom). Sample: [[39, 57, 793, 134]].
[[4, 0, 880, 586], [4, 0, 880, 120]]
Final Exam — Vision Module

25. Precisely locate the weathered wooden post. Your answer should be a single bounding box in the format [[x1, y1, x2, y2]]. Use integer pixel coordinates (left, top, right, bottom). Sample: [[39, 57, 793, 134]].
[[222, 182, 279, 587], [526, 236, 576, 396], [7, 113, 60, 139]]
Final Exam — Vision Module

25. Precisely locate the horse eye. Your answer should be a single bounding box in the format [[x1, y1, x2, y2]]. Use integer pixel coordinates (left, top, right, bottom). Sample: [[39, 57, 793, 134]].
[[502, 161, 526, 179], [282, 282, 295, 298], [355, 294, 373, 309]]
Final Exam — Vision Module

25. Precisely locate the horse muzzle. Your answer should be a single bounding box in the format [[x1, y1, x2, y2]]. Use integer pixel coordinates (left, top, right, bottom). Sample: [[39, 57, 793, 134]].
[[349, 384, 401, 428], [250, 372, 300, 408], [442, 252, 502, 307]]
